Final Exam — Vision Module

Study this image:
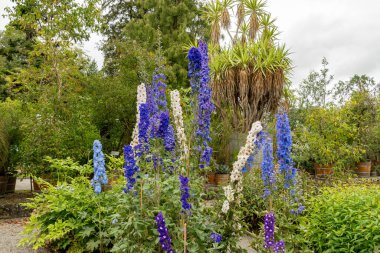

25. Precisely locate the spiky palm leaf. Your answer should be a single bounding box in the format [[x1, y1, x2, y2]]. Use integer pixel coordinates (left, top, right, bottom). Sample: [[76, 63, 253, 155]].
[[203, 1, 224, 44], [245, 0, 266, 40]]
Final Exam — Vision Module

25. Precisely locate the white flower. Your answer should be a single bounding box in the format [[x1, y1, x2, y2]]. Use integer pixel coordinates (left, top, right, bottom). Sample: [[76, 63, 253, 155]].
[[131, 83, 147, 147], [170, 90, 189, 160], [222, 200, 230, 213], [223, 185, 235, 202]]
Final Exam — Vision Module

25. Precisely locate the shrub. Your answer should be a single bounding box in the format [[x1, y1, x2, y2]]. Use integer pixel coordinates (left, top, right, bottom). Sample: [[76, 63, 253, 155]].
[[301, 184, 380, 252]]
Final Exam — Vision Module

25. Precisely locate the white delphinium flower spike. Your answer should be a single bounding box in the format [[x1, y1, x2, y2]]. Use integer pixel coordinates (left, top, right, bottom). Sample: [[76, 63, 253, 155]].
[[170, 90, 189, 160], [131, 83, 147, 147]]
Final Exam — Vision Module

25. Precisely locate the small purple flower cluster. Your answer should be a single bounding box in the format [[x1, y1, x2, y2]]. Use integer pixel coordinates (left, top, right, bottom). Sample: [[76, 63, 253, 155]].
[[188, 40, 215, 168], [179, 175, 191, 212], [210, 232, 222, 244], [261, 136, 276, 198], [123, 145, 139, 192], [92, 140, 108, 194], [276, 112, 297, 189], [155, 212, 175, 253], [264, 212, 285, 253]]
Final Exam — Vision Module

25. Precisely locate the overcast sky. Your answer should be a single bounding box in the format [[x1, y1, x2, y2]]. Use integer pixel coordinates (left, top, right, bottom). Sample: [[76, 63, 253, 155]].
[[1, 0, 379, 87]]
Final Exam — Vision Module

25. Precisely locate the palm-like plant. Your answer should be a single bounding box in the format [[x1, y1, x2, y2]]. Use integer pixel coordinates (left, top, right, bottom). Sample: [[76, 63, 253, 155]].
[[203, 0, 291, 131]]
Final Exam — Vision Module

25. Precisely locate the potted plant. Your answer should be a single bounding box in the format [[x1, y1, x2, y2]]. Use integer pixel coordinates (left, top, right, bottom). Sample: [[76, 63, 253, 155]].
[[215, 164, 230, 186], [300, 106, 361, 177]]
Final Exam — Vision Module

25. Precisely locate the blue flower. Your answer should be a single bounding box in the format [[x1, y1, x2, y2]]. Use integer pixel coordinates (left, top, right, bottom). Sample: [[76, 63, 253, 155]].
[[92, 140, 108, 193], [261, 135, 276, 198], [179, 175, 191, 212], [276, 112, 296, 189], [155, 212, 175, 253], [210, 232, 222, 244], [123, 145, 139, 192], [188, 40, 215, 168]]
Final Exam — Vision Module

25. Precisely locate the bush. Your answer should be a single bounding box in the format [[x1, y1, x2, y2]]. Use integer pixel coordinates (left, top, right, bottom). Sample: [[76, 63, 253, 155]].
[[302, 184, 380, 252], [242, 167, 315, 252], [20, 174, 221, 252]]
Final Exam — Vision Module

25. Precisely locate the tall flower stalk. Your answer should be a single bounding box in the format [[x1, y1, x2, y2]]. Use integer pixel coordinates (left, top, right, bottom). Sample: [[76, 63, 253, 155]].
[[92, 140, 108, 194], [155, 212, 175, 253], [131, 83, 147, 148], [188, 41, 215, 168], [170, 90, 189, 161], [222, 121, 262, 213], [123, 145, 139, 192], [263, 212, 285, 253], [276, 111, 296, 189]]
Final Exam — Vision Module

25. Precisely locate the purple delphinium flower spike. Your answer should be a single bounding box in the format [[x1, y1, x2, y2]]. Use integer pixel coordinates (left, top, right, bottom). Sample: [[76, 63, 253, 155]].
[[264, 212, 285, 252], [92, 140, 108, 193], [179, 175, 191, 212], [210, 232, 222, 244], [123, 145, 139, 192], [155, 212, 175, 253], [188, 41, 215, 168]]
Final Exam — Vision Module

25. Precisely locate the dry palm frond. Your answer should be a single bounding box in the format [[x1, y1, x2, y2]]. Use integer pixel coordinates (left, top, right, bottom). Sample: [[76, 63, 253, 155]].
[[221, 0, 233, 29], [244, 0, 266, 40], [237, 1, 246, 26], [203, 1, 224, 44]]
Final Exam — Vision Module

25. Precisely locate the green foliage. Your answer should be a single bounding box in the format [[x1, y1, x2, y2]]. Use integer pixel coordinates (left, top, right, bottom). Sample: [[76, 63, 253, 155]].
[[297, 57, 333, 108], [18, 100, 100, 176], [242, 168, 314, 252], [20, 174, 222, 252], [301, 184, 380, 252], [293, 106, 362, 168], [102, 0, 207, 86]]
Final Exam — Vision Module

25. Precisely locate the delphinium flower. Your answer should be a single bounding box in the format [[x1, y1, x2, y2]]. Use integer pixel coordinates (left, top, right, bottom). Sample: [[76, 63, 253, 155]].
[[222, 121, 262, 214], [210, 232, 222, 244], [188, 47, 202, 94], [136, 103, 150, 157], [123, 145, 139, 192], [92, 140, 108, 194], [156, 110, 176, 152], [262, 136, 276, 198], [170, 90, 189, 160], [276, 111, 297, 189], [242, 131, 267, 172], [188, 40, 215, 168], [131, 83, 147, 148], [263, 212, 285, 253], [155, 212, 175, 253], [179, 175, 191, 213]]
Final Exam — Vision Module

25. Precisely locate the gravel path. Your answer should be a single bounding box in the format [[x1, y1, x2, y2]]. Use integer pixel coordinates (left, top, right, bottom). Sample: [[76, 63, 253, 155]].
[[0, 218, 31, 253], [0, 218, 256, 253]]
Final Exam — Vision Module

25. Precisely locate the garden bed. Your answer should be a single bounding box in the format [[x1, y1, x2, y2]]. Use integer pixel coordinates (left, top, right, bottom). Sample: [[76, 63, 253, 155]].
[[0, 192, 33, 219]]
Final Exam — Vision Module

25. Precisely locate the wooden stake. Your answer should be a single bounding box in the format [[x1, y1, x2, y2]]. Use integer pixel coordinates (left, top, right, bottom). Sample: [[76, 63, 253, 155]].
[[184, 222, 187, 253]]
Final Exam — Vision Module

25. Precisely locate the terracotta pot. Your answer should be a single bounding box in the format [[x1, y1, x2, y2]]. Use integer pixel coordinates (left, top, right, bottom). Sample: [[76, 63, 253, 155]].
[[356, 161, 371, 178], [0, 176, 8, 195], [215, 174, 230, 186], [33, 179, 51, 191], [207, 173, 216, 186], [6, 176, 17, 194], [314, 164, 333, 177]]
